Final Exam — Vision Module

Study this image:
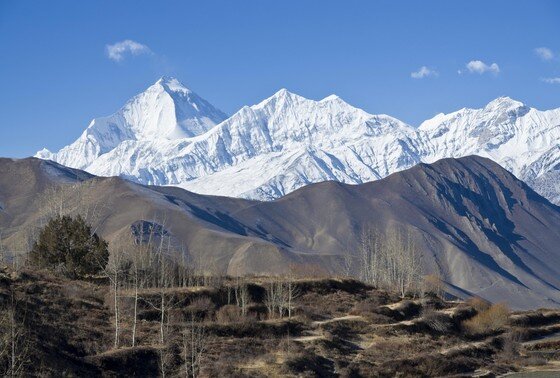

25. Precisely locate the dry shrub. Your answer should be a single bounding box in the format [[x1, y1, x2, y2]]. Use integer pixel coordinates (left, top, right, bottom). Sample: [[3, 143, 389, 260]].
[[510, 327, 531, 343], [185, 296, 215, 320], [393, 300, 422, 320], [466, 296, 491, 312], [526, 339, 560, 351], [452, 304, 477, 322], [463, 302, 509, 336], [519, 355, 548, 367], [423, 274, 444, 298], [349, 301, 378, 316], [349, 294, 386, 315], [200, 360, 242, 377], [215, 305, 245, 323], [297, 304, 324, 322], [510, 311, 560, 327], [280, 349, 333, 377], [418, 355, 478, 376], [277, 335, 305, 356], [321, 318, 368, 339], [500, 332, 521, 360], [421, 307, 453, 333], [363, 312, 393, 324]]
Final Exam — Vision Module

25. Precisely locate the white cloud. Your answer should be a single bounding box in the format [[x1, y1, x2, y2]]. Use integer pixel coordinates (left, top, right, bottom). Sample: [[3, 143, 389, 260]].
[[542, 77, 560, 84], [106, 40, 152, 62], [465, 60, 500, 75], [411, 66, 438, 79], [535, 47, 554, 61]]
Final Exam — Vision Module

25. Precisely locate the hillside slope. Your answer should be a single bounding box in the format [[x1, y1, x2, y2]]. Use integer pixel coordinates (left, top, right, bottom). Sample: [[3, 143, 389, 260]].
[[1, 156, 560, 309]]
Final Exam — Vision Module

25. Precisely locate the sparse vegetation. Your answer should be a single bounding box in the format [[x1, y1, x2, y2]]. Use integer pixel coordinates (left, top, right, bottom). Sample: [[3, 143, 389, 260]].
[[1, 262, 558, 376]]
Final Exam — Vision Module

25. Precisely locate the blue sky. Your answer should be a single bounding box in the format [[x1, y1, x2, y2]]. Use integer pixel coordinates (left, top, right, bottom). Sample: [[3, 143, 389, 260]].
[[1, 0, 559, 158]]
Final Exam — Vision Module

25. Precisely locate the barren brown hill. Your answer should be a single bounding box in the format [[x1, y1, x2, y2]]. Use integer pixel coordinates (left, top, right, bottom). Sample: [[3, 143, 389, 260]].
[[1, 156, 560, 309]]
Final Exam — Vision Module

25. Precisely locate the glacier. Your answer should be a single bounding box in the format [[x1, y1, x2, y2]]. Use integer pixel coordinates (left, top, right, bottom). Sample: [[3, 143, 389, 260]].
[[37, 77, 560, 204]]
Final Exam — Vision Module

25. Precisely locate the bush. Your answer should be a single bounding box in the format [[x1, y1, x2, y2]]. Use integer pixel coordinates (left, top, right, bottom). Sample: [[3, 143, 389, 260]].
[[280, 350, 334, 377], [185, 296, 215, 320], [509, 311, 560, 327], [466, 296, 491, 312], [349, 301, 379, 316], [29, 215, 109, 278], [423, 274, 444, 298], [215, 305, 245, 323], [418, 355, 478, 376], [421, 307, 453, 333], [462, 303, 509, 336], [382, 300, 421, 321], [500, 332, 521, 359]]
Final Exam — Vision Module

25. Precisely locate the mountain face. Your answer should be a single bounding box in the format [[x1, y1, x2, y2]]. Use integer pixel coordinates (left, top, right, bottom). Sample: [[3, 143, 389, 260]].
[[2, 156, 560, 310], [37, 77, 560, 204], [37, 76, 228, 170], [416, 97, 560, 205]]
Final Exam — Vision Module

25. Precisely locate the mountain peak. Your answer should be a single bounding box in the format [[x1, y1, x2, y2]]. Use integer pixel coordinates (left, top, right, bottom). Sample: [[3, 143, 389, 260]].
[[155, 76, 192, 95], [254, 88, 307, 109], [320, 94, 342, 102], [35, 77, 227, 167], [156, 75, 175, 83], [273, 88, 299, 99], [484, 96, 526, 112]]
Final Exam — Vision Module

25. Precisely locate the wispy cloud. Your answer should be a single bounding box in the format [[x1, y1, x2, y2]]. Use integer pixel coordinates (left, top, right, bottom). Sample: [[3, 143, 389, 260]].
[[106, 40, 152, 62], [535, 47, 554, 61], [411, 66, 438, 79], [462, 60, 500, 75], [542, 77, 560, 84]]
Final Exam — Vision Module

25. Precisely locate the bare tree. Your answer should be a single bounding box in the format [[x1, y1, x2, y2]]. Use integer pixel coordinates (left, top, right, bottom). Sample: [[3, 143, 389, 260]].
[[265, 278, 298, 319], [285, 276, 300, 319], [264, 279, 283, 318], [0, 290, 30, 376], [340, 251, 355, 278], [357, 226, 422, 297], [105, 244, 124, 349], [137, 228, 175, 378], [125, 222, 160, 348], [130, 253, 140, 348], [182, 315, 207, 378], [0, 231, 5, 267], [357, 227, 382, 285], [40, 185, 69, 219], [3, 225, 37, 272], [176, 246, 195, 288], [39, 182, 108, 237], [147, 232, 178, 378], [233, 277, 251, 316], [391, 228, 422, 298]]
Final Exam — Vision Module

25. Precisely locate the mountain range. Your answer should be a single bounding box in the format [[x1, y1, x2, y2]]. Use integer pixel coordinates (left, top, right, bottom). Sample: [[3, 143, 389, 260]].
[[37, 77, 560, 204], [1, 156, 560, 310]]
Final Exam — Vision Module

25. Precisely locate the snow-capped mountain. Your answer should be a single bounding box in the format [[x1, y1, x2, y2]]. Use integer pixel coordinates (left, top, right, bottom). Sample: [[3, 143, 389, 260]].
[[37, 77, 560, 204], [417, 97, 559, 177], [37, 76, 227, 169]]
